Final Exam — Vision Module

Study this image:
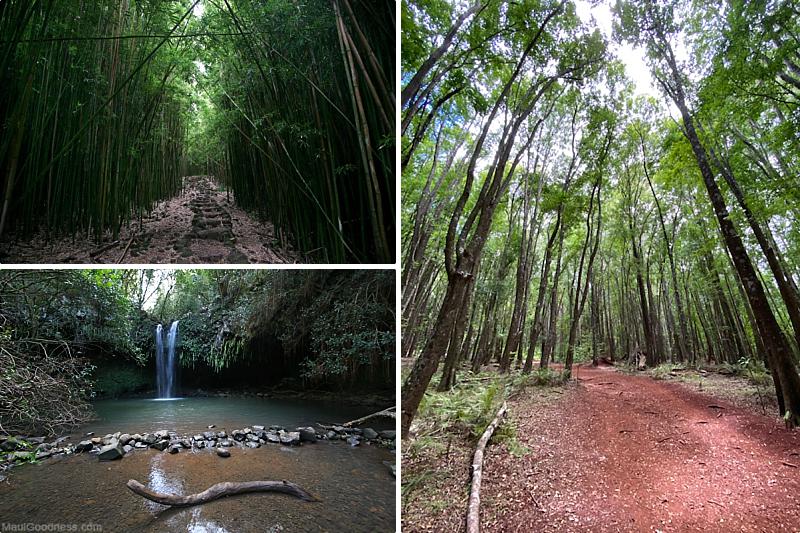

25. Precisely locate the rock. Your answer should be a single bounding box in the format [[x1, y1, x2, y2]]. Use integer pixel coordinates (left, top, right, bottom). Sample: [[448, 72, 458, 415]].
[[279, 432, 300, 446], [193, 434, 204, 442], [180, 439, 191, 448], [150, 440, 169, 451], [269, 425, 285, 432], [332, 426, 344, 433], [232, 430, 246, 442], [54, 436, 69, 445], [246, 442, 260, 448], [36, 443, 53, 452], [362, 428, 378, 440], [378, 430, 396, 440], [75, 441, 94, 453], [154, 430, 169, 440], [119, 434, 132, 445], [203, 431, 216, 440], [265, 432, 281, 444], [123, 445, 133, 454], [253, 425, 265, 431], [297, 427, 317, 443], [113, 432, 121, 439], [207, 424, 216, 429], [207, 439, 217, 448], [246, 433, 259, 443], [98, 443, 124, 461], [90, 437, 103, 445], [134, 442, 147, 449], [28, 436, 45, 445], [131, 434, 142, 442], [216, 449, 230, 458], [243, 427, 252, 434], [142, 434, 157, 445], [216, 431, 227, 439], [84, 432, 95, 437], [168, 445, 181, 454], [325, 431, 336, 440], [219, 440, 232, 447], [347, 436, 360, 447], [35, 450, 54, 460], [196, 440, 206, 449]]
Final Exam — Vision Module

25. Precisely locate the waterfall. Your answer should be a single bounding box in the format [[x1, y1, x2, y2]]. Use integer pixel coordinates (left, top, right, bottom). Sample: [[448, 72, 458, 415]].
[[155, 321, 179, 399], [155, 324, 165, 397]]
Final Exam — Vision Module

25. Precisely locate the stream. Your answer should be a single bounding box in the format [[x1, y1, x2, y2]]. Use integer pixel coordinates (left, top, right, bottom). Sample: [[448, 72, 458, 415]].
[[0, 397, 395, 532]]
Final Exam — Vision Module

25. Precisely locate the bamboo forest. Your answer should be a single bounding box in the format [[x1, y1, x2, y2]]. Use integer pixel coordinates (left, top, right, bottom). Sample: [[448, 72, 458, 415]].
[[401, 0, 800, 531], [0, 0, 394, 263]]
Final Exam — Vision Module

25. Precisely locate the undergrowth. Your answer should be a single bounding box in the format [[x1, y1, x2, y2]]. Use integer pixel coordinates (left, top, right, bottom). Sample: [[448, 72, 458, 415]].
[[410, 367, 565, 457]]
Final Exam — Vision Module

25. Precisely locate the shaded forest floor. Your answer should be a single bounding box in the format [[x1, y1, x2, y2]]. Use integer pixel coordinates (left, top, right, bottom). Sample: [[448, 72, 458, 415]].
[[402, 364, 800, 532], [0, 176, 299, 264]]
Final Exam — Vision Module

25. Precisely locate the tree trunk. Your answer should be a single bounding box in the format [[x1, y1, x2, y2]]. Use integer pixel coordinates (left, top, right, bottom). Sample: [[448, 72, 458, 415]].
[[652, 20, 800, 425]]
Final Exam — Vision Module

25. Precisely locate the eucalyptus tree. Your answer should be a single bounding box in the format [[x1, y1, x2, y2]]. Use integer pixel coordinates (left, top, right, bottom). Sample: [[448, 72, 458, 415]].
[[401, 0, 607, 437]]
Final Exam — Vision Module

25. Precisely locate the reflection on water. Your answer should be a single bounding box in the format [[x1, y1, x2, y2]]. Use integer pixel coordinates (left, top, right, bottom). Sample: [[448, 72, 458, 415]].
[[72, 396, 388, 438], [147, 454, 182, 513]]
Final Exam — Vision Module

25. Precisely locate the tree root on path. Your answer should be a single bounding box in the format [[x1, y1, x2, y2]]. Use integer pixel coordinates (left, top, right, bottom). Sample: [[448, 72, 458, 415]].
[[466, 401, 507, 533], [126, 479, 317, 507]]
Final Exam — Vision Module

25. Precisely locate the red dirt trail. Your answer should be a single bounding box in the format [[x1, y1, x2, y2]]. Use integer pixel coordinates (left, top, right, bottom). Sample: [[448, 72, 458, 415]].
[[481, 364, 800, 532]]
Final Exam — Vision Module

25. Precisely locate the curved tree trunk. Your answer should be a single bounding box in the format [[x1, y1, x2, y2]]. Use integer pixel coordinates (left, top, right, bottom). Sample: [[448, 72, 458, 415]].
[[126, 479, 317, 507]]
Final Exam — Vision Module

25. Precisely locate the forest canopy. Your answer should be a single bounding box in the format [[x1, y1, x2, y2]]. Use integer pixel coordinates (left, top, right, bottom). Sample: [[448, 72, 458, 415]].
[[401, 0, 800, 435]]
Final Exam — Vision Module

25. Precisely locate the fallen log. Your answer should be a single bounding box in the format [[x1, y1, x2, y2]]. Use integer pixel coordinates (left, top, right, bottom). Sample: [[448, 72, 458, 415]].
[[89, 240, 120, 258], [117, 235, 135, 263], [466, 401, 507, 533], [126, 479, 317, 507], [341, 406, 396, 428]]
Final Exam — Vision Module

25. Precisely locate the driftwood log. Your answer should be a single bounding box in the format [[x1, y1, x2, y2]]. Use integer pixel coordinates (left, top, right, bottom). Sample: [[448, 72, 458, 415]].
[[341, 406, 396, 427], [126, 479, 317, 507], [466, 401, 507, 533]]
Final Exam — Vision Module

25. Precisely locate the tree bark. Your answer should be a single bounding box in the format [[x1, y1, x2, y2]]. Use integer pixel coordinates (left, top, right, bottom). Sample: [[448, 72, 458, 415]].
[[465, 401, 507, 533]]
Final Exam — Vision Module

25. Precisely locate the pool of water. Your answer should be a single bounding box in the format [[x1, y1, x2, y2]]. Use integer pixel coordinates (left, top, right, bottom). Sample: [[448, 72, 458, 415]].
[[70, 396, 392, 438], [0, 397, 396, 532]]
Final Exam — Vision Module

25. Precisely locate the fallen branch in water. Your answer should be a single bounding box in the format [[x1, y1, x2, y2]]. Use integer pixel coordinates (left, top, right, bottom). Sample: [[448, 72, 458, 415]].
[[341, 406, 396, 427], [466, 401, 507, 533], [126, 479, 317, 507]]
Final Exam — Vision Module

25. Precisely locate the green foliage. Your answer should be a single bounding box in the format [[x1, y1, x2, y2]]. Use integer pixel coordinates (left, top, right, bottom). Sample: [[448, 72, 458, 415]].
[[158, 269, 395, 388], [0, 0, 192, 239], [418, 375, 503, 439], [91, 361, 151, 399], [651, 364, 678, 380], [194, 0, 395, 262]]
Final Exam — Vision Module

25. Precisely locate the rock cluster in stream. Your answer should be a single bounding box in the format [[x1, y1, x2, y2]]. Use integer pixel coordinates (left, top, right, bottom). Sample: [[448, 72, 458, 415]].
[[0, 425, 396, 469]]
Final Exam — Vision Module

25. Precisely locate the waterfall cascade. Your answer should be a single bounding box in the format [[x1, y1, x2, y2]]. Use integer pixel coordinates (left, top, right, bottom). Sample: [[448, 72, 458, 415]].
[[155, 321, 179, 399]]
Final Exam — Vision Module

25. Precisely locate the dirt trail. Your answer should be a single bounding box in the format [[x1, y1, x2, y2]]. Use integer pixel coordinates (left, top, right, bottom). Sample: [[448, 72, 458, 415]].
[[482, 364, 800, 532], [0, 176, 298, 264]]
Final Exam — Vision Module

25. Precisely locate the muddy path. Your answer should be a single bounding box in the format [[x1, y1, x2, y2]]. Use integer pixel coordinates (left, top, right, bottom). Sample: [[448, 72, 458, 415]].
[[0, 176, 299, 264], [481, 364, 800, 532]]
